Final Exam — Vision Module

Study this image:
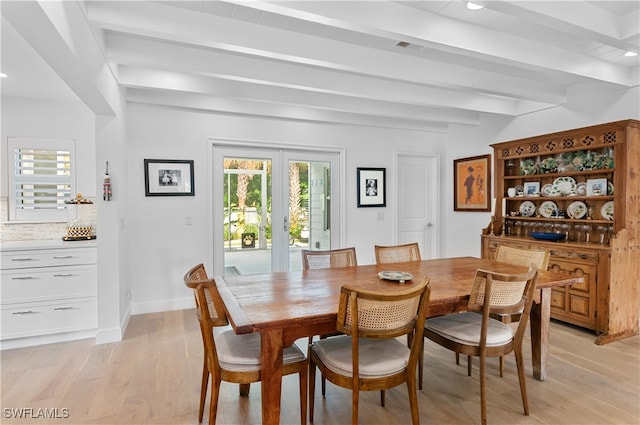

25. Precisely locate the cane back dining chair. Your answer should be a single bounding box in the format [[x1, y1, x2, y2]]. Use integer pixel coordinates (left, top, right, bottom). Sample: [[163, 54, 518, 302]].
[[184, 264, 308, 425], [375, 242, 425, 387], [454, 246, 550, 377], [302, 247, 358, 270], [489, 245, 550, 375], [424, 266, 539, 425], [374, 242, 421, 264], [301, 247, 358, 396], [309, 278, 431, 425]]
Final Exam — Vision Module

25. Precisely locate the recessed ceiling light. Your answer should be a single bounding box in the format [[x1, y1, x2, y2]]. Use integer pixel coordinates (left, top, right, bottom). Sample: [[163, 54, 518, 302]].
[[0, 72, 7, 78], [624, 51, 638, 57], [467, 2, 484, 10]]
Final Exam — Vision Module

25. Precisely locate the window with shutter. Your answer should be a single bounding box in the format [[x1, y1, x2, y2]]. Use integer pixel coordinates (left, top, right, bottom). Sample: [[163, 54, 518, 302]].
[[8, 137, 76, 222]]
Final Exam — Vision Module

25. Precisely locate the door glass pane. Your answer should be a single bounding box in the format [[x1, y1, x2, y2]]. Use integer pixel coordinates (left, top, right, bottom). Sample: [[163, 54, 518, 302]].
[[223, 157, 272, 275], [288, 160, 331, 271]]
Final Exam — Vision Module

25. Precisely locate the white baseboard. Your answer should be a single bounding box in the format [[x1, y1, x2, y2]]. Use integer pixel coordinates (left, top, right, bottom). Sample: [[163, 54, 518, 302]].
[[0, 330, 96, 350], [131, 296, 193, 315]]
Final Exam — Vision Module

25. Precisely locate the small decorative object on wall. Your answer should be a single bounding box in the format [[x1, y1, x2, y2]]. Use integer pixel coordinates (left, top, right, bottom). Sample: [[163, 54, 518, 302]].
[[357, 167, 386, 207], [454, 154, 491, 211], [144, 159, 195, 196], [103, 161, 112, 201]]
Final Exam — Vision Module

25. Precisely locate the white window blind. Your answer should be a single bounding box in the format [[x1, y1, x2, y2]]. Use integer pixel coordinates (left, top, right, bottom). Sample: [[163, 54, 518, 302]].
[[8, 138, 76, 222]]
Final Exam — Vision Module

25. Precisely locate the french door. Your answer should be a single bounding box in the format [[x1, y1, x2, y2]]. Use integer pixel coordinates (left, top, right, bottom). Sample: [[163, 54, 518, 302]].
[[212, 143, 341, 275]]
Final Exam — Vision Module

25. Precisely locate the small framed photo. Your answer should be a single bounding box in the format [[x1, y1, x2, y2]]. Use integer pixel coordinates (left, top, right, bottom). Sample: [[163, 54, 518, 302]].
[[586, 178, 607, 196], [523, 181, 540, 196], [357, 167, 386, 207], [454, 154, 491, 211], [144, 159, 195, 196]]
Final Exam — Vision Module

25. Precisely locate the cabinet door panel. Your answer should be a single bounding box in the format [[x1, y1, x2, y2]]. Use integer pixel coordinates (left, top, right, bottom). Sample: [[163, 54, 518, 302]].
[[1, 248, 96, 269], [550, 289, 566, 309], [1, 299, 97, 339], [569, 295, 591, 317], [548, 259, 597, 329], [1, 265, 97, 305]]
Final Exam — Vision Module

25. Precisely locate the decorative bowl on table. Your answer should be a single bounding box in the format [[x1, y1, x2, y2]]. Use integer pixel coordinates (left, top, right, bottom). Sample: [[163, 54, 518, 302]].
[[378, 271, 413, 283], [530, 232, 566, 241]]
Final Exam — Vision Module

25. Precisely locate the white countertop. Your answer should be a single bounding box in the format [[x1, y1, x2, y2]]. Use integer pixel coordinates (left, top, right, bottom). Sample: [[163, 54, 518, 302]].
[[1, 239, 97, 252]]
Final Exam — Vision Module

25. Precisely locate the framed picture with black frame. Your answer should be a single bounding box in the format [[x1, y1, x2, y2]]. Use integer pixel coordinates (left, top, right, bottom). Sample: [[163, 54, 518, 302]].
[[357, 167, 386, 207], [144, 159, 195, 196]]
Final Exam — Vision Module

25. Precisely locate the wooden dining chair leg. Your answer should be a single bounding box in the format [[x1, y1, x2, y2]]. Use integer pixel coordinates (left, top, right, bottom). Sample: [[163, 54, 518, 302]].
[[407, 372, 420, 425], [467, 355, 472, 377], [309, 357, 317, 423], [455, 352, 460, 365], [380, 390, 385, 407], [515, 347, 530, 415], [418, 347, 424, 390], [500, 355, 505, 377], [239, 383, 250, 396], [199, 362, 209, 423], [209, 375, 222, 425], [352, 386, 360, 425], [298, 367, 308, 425], [480, 353, 487, 425]]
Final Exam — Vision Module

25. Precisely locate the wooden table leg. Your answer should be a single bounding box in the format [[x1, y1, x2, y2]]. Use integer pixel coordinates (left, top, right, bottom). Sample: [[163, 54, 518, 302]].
[[529, 288, 550, 381], [261, 329, 284, 425]]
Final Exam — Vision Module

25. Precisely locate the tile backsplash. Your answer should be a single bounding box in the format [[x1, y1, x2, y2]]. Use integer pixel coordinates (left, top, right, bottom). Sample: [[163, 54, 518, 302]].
[[0, 196, 97, 242]]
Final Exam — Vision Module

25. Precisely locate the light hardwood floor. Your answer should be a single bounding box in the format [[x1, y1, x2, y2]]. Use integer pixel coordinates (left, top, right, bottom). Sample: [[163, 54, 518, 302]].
[[2, 309, 639, 424]]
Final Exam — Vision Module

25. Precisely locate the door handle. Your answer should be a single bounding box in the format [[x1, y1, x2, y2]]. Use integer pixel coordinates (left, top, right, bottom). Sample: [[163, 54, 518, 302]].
[[283, 216, 289, 232]]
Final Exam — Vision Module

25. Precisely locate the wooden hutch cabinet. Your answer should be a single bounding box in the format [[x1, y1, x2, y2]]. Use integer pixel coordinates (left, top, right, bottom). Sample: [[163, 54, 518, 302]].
[[481, 119, 639, 345]]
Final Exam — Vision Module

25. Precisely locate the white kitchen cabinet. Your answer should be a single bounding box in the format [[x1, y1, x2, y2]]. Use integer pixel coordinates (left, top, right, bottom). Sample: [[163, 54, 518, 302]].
[[1, 240, 97, 349]]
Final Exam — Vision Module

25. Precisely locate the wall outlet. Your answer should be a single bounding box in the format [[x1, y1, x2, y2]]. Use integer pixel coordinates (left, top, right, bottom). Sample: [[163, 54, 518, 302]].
[[185, 215, 193, 226]]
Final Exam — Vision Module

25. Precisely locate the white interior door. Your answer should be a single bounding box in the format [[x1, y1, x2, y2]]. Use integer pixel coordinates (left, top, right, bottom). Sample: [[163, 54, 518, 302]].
[[396, 153, 440, 259]]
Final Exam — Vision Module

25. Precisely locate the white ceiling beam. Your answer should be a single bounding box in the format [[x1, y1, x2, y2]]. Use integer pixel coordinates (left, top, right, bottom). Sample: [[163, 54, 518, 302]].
[[225, 0, 634, 86], [117, 65, 486, 125], [2, 1, 115, 115], [105, 33, 558, 115], [124, 88, 451, 132], [484, 2, 639, 51], [86, 1, 571, 102]]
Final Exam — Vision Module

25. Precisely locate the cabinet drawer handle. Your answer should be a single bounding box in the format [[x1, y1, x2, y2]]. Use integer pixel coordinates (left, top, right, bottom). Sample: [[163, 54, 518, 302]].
[[11, 276, 36, 280], [53, 274, 74, 277], [12, 310, 37, 315], [53, 307, 74, 311], [11, 258, 35, 262], [53, 255, 73, 259]]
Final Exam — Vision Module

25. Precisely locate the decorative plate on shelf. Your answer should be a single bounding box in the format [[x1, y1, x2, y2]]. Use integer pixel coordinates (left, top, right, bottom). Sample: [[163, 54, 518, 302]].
[[538, 201, 558, 218], [567, 201, 588, 219], [601, 201, 614, 221], [541, 183, 554, 196], [607, 181, 614, 195], [514, 185, 524, 196], [576, 182, 588, 196], [519, 201, 536, 217], [378, 271, 413, 283], [552, 176, 577, 196]]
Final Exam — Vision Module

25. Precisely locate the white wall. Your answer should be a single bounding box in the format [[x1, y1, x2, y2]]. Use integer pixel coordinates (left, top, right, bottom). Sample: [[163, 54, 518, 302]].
[[443, 86, 640, 258], [125, 103, 446, 311], [1, 96, 96, 200]]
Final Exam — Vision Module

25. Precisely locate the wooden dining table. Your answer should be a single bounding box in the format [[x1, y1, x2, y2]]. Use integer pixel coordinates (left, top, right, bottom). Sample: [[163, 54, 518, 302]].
[[214, 256, 582, 425]]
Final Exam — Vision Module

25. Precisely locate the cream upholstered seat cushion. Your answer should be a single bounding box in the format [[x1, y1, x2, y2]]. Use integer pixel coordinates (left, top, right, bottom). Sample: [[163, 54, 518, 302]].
[[425, 313, 514, 347], [216, 330, 306, 372], [311, 336, 410, 378]]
